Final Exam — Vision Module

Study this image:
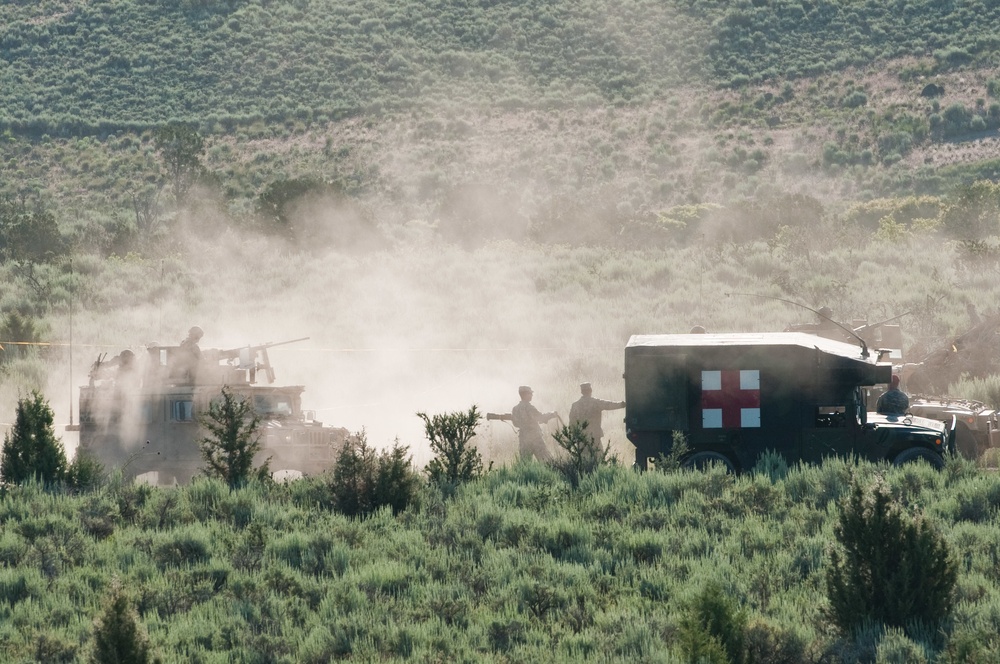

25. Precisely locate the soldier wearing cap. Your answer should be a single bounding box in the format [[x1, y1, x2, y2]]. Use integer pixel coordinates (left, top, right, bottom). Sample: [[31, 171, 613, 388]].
[[510, 385, 558, 461], [569, 382, 625, 444]]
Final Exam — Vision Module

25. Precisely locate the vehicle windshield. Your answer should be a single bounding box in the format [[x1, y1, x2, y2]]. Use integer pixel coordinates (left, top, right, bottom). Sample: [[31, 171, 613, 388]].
[[254, 395, 293, 417]]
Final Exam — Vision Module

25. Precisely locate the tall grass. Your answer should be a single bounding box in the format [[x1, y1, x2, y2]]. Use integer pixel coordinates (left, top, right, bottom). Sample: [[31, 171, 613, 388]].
[[5, 439, 1000, 660]]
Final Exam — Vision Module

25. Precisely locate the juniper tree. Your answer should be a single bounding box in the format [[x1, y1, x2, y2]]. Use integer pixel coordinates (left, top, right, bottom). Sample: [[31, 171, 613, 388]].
[[90, 578, 155, 664], [0, 390, 67, 485], [825, 476, 957, 635], [329, 430, 420, 517], [198, 386, 270, 489], [154, 122, 204, 205]]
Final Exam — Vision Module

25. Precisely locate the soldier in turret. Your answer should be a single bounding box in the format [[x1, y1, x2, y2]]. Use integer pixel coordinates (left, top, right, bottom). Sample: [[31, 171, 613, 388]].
[[171, 325, 204, 384], [876, 374, 909, 416]]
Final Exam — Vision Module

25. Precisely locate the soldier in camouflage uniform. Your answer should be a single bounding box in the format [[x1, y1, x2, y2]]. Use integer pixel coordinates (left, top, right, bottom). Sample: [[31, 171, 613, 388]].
[[510, 385, 558, 461], [876, 374, 909, 416], [569, 382, 625, 444]]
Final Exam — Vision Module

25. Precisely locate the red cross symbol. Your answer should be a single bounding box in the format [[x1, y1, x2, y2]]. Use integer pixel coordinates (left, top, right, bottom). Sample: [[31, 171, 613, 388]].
[[701, 370, 761, 428]]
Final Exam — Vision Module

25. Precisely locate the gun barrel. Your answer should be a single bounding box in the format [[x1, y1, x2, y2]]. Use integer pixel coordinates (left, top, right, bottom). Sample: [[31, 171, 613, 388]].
[[218, 337, 311, 357], [259, 337, 310, 349]]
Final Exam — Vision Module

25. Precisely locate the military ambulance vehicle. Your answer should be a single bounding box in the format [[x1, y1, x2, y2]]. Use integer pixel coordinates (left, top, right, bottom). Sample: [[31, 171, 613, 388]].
[[624, 332, 955, 472], [72, 337, 348, 484]]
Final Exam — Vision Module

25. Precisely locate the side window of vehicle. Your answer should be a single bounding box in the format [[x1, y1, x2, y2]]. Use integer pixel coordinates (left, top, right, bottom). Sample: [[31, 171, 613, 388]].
[[170, 400, 195, 422], [816, 406, 847, 428]]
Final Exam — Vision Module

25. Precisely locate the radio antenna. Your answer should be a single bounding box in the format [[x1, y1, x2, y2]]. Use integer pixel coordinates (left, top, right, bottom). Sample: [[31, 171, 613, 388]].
[[727, 292, 871, 358], [69, 255, 74, 426]]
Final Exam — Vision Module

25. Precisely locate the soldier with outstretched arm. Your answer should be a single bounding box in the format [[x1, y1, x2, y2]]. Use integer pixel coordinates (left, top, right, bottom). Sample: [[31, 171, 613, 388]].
[[568, 382, 625, 444], [487, 385, 559, 461]]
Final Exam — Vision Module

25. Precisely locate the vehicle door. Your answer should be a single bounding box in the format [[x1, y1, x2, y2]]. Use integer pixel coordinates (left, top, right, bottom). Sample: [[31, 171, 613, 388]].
[[800, 387, 861, 463]]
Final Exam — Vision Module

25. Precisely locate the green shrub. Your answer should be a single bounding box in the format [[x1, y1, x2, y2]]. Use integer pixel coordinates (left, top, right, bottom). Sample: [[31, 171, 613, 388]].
[[328, 431, 420, 517], [551, 421, 612, 487], [678, 581, 747, 664], [106, 473, 153, 527], [152, 528, 212, 569], [198, 386, 270, 489], [841, 90, 868, 108], [0, 200, 65, 263], [743, 619, 808, 664], [417, 406, 485, 490], [875, 627, 931, 664], [231, 521, 267, 572], [752, 449, 789, 482], [0, 390, 67, 486], [939, 180, 1000, 241], [826, 477, 958, 635], [78, 495, 118, 541], [66, 452, 106, 493], [89, 578, 156, 664], [373, 443, 422, 515], [655, 431, 691, 471], [268, 531, 337, 577], [0, 567, 45, 606], [0, 530, 28, 567], [0, 311, 48, 364]]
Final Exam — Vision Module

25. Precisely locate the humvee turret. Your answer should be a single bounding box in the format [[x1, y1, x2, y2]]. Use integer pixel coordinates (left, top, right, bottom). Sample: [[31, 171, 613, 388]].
[[624, 332, 954, 472], [72, 337, 348, 484]]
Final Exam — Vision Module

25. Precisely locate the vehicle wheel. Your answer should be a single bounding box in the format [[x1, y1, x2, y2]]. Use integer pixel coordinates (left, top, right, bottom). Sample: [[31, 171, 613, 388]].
[[892, 447, 945, 470], [681, 451, 736, 473]]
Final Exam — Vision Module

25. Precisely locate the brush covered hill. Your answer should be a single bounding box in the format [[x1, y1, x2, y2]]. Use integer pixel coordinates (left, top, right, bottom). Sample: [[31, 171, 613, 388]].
[[2, 0, 1000, 222], [5, 1, 1000, 429]]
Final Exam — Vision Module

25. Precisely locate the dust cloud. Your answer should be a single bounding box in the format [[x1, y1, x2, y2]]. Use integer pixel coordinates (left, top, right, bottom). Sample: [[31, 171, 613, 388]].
[[45, 214, 635, 471]]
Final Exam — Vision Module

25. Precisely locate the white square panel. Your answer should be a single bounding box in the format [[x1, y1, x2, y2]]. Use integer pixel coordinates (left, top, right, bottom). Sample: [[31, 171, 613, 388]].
[[741, 408, 761, 428], [702, 370, 721, 391], [703, 409, 722, 428]]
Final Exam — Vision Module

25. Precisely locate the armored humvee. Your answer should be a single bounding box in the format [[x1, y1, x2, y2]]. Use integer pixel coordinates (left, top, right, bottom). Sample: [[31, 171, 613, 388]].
[[866, 389, 999, 459], [624, 332, 954, 472], [72, 338, 348, 484], [789, 312, 999, 460]]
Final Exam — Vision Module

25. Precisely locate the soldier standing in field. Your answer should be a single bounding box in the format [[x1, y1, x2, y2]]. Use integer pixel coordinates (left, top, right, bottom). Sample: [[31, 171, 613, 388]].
[[510, 385, 559, 462], [569, 382, 625, 444]]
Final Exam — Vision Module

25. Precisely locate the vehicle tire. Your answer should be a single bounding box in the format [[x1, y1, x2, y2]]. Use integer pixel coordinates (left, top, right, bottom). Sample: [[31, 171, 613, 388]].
[[681, 451, 736, 473], [892, 447, 945, 470]]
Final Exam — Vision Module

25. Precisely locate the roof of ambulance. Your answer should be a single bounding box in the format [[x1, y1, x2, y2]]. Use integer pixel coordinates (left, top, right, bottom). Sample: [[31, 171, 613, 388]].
[[626, 332, 872, 362]]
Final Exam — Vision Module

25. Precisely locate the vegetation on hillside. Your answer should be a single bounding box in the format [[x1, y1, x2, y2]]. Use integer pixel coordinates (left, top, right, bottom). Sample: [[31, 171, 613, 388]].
[[3, 3, 1000, 661], [2, 0, 1000, 234], [3, 0, 1000, 134]]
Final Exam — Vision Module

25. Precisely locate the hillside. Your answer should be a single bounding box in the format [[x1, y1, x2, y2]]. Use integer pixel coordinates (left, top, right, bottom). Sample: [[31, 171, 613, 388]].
[[1, 0, 1000, 228], [4, 0, 1000, 443]]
